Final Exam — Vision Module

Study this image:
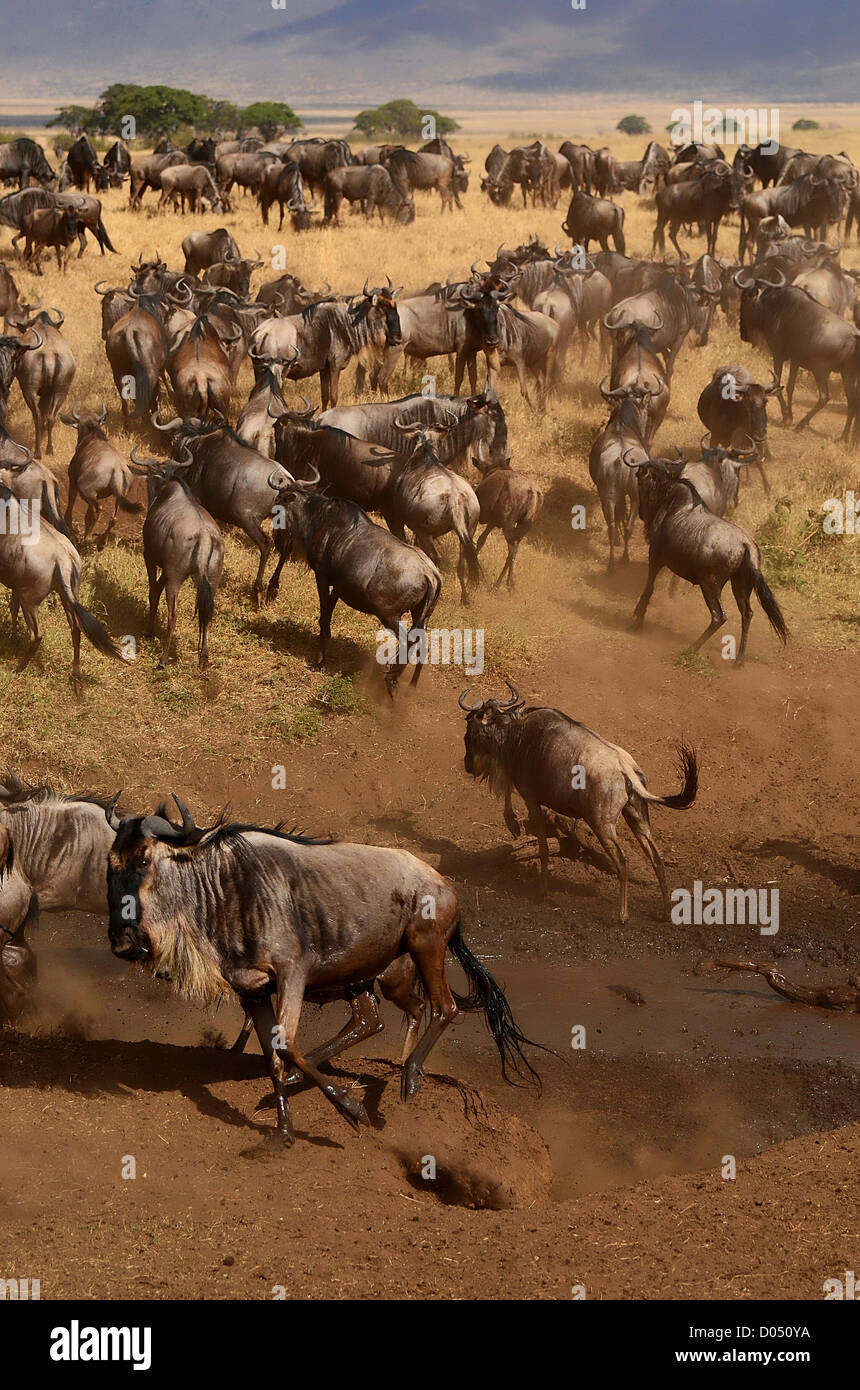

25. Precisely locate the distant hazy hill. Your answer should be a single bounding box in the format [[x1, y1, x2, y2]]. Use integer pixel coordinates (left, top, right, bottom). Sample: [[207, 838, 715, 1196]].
[[2, 0, 859, 105]]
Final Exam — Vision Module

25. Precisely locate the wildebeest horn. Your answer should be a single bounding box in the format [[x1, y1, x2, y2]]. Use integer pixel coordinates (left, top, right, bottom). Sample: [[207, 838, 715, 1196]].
[[700, 431, 712, 452], [362, 278, 370, 296], [471, 260, 489, 277], [623, 448, 647, 468], [650, 311, 664, 332], [732, 268, 755, 289], [599, 376, 626, 400], [268, 470, 287, 491], [458, 686, 483, 711], [98, 401, 108, 423], [393, 415, 425, 435], [496, 680, 519, 709], [104, 793, 123, 833], [47, 307, 64, 327], [129, 444, 161, 470], [766, 371, 783, 395], [602, 309, 621, 330], [151, 411, 183, 431], [20, 331, 42, 352], [93, 281, 113, 295], [171, 794, 197, 836], [4, 438, 33, 468]]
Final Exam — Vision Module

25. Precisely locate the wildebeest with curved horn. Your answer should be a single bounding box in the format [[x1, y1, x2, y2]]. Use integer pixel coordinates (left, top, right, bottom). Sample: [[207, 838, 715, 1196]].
[[4, 301, 75, 457], [105, 794, 541, 1145], [461, 682, 699, 920], [129, 446, 224, 669], [626, 451, 789, 661], [562, 189, 625, 254], [266, 468, 442, 691], [60, 404, 143, 544], [0, 138, 55, 190], [0, 480, 121, 684], [589, 379, 651, 568]]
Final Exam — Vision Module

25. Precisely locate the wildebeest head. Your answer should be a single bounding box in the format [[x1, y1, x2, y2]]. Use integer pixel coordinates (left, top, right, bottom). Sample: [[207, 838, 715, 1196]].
[[58, 401, 109, 439], [106, 795, 235, 1003], [624, 451, 688, 522], [732, 266, 786, 343], [459, 682, 523, 783], [358, 277, 403, 345], [467, 384, 508, 468], [449, 277, 512, 349]]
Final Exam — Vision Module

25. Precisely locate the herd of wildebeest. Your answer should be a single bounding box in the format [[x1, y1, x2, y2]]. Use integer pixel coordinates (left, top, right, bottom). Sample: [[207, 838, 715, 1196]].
[[0, 125, 855, 1144]]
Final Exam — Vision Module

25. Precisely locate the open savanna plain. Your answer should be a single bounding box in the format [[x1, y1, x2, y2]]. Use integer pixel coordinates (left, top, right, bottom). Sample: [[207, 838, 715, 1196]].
[[0, 116, 858, 1301]]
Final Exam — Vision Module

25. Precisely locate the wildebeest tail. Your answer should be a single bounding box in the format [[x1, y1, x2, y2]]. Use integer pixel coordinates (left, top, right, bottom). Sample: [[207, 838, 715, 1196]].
[[323, 183, 337, 222], [743, 546, 788, 644], [614, 207, 626, 255], [52, 564, 121, 660], [194, 567, 216, 659], [39, 480, 73, 539], [448, 918, 545, 1090], [96, 216, 116, 253], [117, 492, 143, 513], [631, 742, 699, 810], [455, 508, 481, 588]]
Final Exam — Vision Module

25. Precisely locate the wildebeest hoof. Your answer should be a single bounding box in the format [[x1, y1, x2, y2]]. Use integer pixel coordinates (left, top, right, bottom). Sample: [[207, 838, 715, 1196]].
[[504, 815, 522, 837], [401, 1065, 424, 1101], [266, 583, 279, 604], [282, 1066, 302, 1087], [267, 1127, 294, 1151], [337, 1091, 369, 1128]]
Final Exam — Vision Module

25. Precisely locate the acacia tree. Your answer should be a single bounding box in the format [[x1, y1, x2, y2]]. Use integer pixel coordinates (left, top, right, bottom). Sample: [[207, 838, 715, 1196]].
[[353, 99, 458, 140], [239, 102, 301, 141], [617, 114, 651, 136]]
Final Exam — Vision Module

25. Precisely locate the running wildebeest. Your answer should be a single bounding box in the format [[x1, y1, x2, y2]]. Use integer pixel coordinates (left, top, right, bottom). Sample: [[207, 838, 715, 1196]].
[[460, 682, 699, 920], [589, 380, 652, 569], [59, 404, 142, 545], [105, 795, 541, 1145], [129, 447, 225, 669], [266, 469, 442, 691], [627, 452, 789, 661], [0, 481, 121, 683], [697, 363, 780, 491], [472, 460, 544, 590]]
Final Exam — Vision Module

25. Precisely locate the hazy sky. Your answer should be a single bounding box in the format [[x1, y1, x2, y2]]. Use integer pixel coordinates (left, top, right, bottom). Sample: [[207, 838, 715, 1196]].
[[2, 0, 858, 108]]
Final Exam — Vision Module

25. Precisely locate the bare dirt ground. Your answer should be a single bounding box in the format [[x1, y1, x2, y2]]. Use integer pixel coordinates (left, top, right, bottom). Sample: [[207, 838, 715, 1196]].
[[0, 116, 857, 1300]]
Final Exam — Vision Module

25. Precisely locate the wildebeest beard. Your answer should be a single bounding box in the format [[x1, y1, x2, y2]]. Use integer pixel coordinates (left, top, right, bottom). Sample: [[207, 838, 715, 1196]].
[[464, 711, 523, 797]]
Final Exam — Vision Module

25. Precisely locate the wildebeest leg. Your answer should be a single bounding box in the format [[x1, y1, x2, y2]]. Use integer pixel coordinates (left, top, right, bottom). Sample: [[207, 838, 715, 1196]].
[[495, 534, 519, 590], [454, 350, 469, 395], [18, 603, 43, 672], [281, 988, 384, 1085], [9, 592, 19, 635], [668, 221, 685, 260], [782, 361, 798, 425], [401, 909, 460, 1100], [524, 798, 550, 893], [591, 820, 630, 923], [630, 556, 663, 630], [145, 558, 164, 638], [475, 523, 492, 552], [273, 966, 370, 1131], [99, 494, 122, 548], [230, 1013, 254, 1052], [794, 368, 830, 431], [315, 577, 336, 667], [245, 995, 295, 1145], [76, 228, 86, 258], [839, 368, 856, 443], [378, 956, 425, 1062], [83, 500, 99, 545], [247, 523, 271, 607], [503, 788, 522, 837], [158, 579, 181, 667], [689, 579, 727, 652], [622, 802, 669, 917], [730, 569, 754, 665]]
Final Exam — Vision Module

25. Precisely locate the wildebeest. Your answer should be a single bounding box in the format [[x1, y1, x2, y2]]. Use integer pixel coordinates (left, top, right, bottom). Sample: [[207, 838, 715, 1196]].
[[258, 159, 314, 230], [12, 203, 84, 274], [491, 303, 560, 405], [697, 364, 781, 489], [384, 275, 512, 395], [652, 160, 745, 258], [628, 452, 789, 661], [267, 470, 442, 688], [589, 381, 651, 568], [0, 327, 42, 427], [0, 138, 55, 190], [153, 413, 293, 605], [129, 448, 224, 669], [603, 321, 669, 442], [284, 138, 353, 200], [60, 404, 142, 544], [255, 272, 322, 314], [739, 175, 846, 262], [0, 423, 67, 536], [559, 142, 594, 193], [218, 150, 278, 199], [4, 302, 75, 457], [0, 480, 121, 683], [128, 151, 186, 209], [159, 164, 224, 215], [105, 794, 540, 1144], [105, 288, 172, 420], [460, 682, 699, 919], [562, 189, 625, 254], [385, 148, 466, 212], [102, 140, 131, 188], [285, 281, 403, 409], [473, 461, 544, 589], [735, 141, 802, 188], [320, 386, 509, 473], [0, 265, 18, 319], [680, 437, 760, 516], [603, 271, 715, 381], [166, 307, 241, 420], [793, 257, 858, 318], [734, 267, 860, 441], [592, 147, 617, 197], [0, 189, 117, 256], [0, 776, 131, 1021], [323, 164, 413, 225], [65, 134, 107, 193], [181, 228, 241, 277]]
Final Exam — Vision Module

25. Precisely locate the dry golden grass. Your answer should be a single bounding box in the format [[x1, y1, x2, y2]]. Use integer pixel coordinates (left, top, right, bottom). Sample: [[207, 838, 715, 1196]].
[[0, 120, 857, 793]]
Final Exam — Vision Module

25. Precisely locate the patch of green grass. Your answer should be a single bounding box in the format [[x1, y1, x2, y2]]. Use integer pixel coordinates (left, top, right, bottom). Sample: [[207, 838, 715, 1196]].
[[673, 649, 711, 675], [316, 672, 367, 716]]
